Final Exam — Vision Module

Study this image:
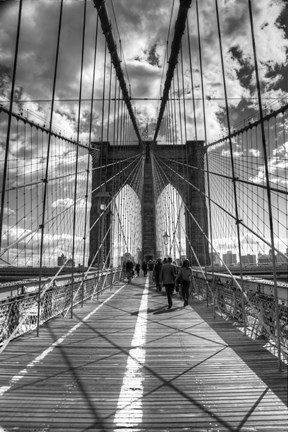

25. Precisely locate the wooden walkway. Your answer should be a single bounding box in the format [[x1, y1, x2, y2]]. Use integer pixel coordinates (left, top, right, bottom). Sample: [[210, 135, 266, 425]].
[[0, 276, 287, 431]]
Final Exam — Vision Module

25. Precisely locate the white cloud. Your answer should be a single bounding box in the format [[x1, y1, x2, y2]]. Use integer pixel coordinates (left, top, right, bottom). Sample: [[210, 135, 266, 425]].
[[2, 207, 15, 217], [249, 140, 288, 185], [52, 198, 74, 209], [249, 148, 261, 157], [221, 149, 243, 158], [273, 141, 288, 157], [1, 0, 287, 144]]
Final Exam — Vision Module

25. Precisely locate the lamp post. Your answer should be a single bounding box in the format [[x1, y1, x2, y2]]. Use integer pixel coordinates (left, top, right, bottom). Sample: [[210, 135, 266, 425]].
[[163, 231, 170, 257]]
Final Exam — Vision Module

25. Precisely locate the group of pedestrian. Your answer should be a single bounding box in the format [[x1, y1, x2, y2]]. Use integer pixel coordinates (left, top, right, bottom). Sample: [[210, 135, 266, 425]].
[[157, 256, 193, 309], [124, 260, 144, 283], [124, 256, 194, 309]]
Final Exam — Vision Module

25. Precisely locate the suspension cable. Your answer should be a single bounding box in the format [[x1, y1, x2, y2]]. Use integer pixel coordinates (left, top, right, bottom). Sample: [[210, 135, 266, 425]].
[[248, 0, 282, 370], [0, 0, 23, 249]]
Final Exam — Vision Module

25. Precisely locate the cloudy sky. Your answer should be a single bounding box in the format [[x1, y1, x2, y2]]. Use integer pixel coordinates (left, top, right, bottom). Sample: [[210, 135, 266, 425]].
[[0, 0, 287, 143], [0, 0, 287, 265]]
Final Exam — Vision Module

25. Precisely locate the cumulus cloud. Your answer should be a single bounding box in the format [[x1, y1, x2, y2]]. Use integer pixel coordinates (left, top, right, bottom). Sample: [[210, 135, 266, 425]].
[[52, 198, 74, 209], [221, 149, 244, 158], [249, 140, 288, 185], [249, 148, 261, 157], [0, 0, 287, 142], [2, 207, 15, 217], [51, 196, 90, 212]]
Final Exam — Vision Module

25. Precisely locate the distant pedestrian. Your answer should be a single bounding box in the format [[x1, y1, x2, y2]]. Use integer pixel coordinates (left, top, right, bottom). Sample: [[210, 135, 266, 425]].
[[126, 260, 134, 283], [153, 258, 162, 292], [160, 256, 176, 309], [135, 263, 141, 276], [148, 259, 154, 274], [176, 259, 193, 307], [142, 260, 148, 277]]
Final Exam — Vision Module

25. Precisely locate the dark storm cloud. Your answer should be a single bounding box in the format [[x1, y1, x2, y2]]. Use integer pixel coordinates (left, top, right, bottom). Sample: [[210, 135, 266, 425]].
[[229, 46, 254, 91], [277, 1, 288, 38]]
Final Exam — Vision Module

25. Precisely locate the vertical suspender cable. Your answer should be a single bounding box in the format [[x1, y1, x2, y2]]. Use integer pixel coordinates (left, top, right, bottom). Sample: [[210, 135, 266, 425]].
[[184, 22, 194, 267], [248, 0, 282, 370], [180, 45, 187, 143], [195, 0, 213, 308], [37, 0, 63, 335], [176, 64, 183, 144], [187, 15, 197, 141], [168, 98, 173, 144], [98, 39, 107, 269], [101, 41, 107, 145], [107, 59, 113, 141], [23, 123, 27, 263], [215, 0, 245, 330], [0, 0, 22, 250], [29, 126, 33, 265], [71, 0, 87, 318], [172, 79, 178, 144], [81, 14, 99, 306]]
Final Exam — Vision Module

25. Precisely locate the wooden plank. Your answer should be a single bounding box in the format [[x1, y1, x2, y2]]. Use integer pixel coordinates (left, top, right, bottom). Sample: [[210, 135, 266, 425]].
[[0, 277, 287, 431]]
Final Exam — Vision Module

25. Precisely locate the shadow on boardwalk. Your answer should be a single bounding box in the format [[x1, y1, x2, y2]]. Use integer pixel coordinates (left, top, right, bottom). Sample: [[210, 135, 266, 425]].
[[191, 298, 288, 407]]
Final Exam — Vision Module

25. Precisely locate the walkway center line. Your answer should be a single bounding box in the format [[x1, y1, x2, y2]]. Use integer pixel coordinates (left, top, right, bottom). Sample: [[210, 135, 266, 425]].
[[0, 284, 126, 397], [113, 277, 149, 430]]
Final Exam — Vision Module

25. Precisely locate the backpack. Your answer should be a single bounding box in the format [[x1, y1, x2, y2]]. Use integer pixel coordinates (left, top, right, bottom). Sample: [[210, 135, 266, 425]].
[[179, 267, 191, 282]]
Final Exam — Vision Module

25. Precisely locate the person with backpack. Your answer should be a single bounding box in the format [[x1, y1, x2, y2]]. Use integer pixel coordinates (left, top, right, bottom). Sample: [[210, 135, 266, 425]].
[[176, 259, 193, 307]]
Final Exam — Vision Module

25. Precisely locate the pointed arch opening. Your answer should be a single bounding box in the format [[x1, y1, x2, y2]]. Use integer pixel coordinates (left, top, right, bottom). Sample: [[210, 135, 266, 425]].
[[111, 185, 142, 267], [156, 184, 186, 262]]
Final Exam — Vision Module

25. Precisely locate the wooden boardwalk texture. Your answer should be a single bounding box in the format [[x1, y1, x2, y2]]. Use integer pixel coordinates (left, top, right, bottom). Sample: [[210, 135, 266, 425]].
[[0, 276, 287, 431]]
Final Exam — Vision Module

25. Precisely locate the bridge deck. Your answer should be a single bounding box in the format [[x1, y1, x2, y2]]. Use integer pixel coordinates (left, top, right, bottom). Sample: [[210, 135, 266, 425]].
[[0, 277, 287, 431]]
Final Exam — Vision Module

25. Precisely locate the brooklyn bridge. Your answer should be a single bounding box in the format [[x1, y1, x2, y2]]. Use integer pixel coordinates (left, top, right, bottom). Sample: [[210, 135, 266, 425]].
[[0, 0, 287, 430]]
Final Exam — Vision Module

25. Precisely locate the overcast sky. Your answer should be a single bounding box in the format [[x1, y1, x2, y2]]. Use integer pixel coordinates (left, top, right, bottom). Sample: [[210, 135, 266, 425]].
[[0, 0, 287, 143]]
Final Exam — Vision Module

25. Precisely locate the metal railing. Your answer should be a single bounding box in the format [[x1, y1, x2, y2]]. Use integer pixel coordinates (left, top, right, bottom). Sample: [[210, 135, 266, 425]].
[[192, 270, 288, 365], [0, 267, 123, 351]]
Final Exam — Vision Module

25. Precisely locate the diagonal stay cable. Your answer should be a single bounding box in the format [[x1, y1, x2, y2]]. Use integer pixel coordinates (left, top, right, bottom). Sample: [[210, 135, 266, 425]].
[[154, 0, 192, 141], [93, 0, 142, 145]]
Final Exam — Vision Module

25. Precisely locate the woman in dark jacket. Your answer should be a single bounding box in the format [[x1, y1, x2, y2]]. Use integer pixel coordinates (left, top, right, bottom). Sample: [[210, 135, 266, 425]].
[[153, 258, 162, 292], [176, 259, 193, 307]]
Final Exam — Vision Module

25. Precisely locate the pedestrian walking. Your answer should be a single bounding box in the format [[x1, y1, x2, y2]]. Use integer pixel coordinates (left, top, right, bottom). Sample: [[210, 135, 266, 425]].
[[135, 263, 141, 276], [153, 258, 162, 292], [160, 256, 176, 309], [125, 260, 134, 283], [142, 260, 148, 277], [176, 259, 193, 307]]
